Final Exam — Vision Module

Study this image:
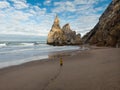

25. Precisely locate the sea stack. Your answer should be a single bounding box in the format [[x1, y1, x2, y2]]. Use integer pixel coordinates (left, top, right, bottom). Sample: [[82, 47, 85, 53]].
[[47, 15, 64, 46], [82, 0, 120, 47], [47, 15, 82, 46]]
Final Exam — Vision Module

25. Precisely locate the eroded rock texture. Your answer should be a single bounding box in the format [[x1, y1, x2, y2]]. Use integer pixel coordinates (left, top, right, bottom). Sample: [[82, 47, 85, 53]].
[[47, 16, 82, 46], [83, 0, 120, 47]]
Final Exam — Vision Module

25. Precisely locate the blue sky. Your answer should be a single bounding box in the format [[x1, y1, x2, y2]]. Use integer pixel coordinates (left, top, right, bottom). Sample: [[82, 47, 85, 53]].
[[0, 0, 112, 37]]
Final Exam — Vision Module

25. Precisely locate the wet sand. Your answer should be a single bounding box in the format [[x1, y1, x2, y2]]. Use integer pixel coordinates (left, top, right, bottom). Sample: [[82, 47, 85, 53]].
[[0, 47, 120, 90]]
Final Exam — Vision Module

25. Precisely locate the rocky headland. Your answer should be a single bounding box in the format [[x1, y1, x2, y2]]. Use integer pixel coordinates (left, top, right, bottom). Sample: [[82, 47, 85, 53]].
[[47, 16, 82, 46], [82, 0, 120, 47]]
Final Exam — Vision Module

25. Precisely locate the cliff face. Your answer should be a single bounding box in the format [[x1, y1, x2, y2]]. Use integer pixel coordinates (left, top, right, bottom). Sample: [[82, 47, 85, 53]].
[[47, 16, 82, 46], [62, 23, 82, 45], [83, 0, 120, 47]]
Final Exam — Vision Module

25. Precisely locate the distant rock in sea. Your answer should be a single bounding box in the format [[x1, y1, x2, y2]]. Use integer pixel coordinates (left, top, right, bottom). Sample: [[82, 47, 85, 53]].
[[47, 16, 82, 46], [82, 0, 120, 47]]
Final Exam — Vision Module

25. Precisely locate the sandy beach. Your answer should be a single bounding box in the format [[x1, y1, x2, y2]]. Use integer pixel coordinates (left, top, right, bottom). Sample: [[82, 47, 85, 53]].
[[0, 47, 120, 90]]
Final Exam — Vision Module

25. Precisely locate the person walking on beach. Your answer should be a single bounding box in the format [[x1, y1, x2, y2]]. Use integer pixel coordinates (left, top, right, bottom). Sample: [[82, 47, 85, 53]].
[[60, 57, 63, 66]]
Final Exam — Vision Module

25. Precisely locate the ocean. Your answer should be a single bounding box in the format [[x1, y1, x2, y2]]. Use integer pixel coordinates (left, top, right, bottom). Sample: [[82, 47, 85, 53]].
[[0, 35, 80, 69]]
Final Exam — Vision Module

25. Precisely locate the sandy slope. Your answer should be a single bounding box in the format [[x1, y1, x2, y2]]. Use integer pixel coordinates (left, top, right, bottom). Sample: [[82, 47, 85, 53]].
[[0, 47, 120, 90]]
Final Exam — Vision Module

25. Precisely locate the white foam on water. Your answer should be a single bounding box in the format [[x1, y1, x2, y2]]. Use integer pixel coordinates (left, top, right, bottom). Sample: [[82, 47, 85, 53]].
[[0, 43, 6, 47], [0, 42, 81, 69]]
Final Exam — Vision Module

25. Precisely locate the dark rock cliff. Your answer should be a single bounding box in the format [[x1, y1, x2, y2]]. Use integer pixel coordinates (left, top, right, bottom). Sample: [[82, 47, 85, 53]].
[[83, 0, 120, 47]]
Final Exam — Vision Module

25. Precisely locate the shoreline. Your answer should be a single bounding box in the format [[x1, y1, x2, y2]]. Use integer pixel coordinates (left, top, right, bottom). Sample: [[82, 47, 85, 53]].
[[0, 45, 85, 70], [0, 45, 88, 69], [0, 45, 82, 70], [0, 44, 81, 69], [0, 46, 120, 90]]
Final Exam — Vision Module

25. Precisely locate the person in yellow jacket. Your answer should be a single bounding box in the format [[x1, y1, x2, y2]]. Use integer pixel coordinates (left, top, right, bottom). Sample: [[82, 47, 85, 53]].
[[60, 57, 63, 66]]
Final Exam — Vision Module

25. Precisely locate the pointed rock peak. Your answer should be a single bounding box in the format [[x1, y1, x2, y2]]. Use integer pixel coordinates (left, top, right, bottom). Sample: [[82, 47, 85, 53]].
[[54, 15, 59, 24], [62, 23, 71, 31], [64, 23, 70, 27]]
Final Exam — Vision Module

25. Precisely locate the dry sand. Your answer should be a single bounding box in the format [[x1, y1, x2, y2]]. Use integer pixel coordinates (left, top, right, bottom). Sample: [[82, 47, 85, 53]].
[[0, 47, 120, 90]]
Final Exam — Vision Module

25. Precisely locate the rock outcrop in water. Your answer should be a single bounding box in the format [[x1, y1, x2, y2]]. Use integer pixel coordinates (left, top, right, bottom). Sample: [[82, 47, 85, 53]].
[[82, 0, 120, 47], [47, 16, 64, 45], [47, 16, 82, 46]]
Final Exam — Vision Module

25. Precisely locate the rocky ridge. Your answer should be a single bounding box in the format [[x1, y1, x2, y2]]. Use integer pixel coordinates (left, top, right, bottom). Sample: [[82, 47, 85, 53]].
[[47, 16, 82, 46], [82, 0, 120, 47]]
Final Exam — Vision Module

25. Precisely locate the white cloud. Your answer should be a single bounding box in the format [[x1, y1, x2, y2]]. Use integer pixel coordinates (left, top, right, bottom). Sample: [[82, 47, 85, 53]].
[[58, 14, 100, 36], [53, 0, 102, 14], [0, 0, 52, 36], [44, 0, 51, 6], [0, 0, 110, 37], [10, 0, 28, 9], [33, 6, 46, 15], [74, 0, 100, 5], [53, 1, 76, 13], [0, 1, 10, 9]]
